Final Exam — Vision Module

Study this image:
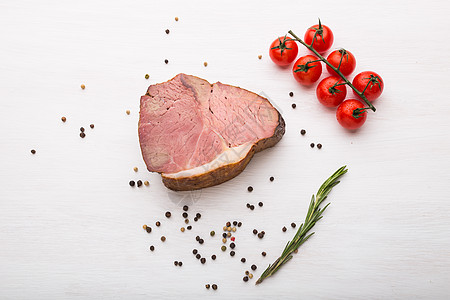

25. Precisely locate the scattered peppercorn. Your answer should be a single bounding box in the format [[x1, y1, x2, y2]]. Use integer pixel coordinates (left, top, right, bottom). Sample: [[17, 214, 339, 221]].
[[262, 251, 266, 257], [210, 231, 215, 237], [161, 236, 166, 242], [193, 249, 198, 255], [31, 149, 36, 154], [243, 276, 249, 282], [241, 258, 246, 263], [164, 59, 169, 64], [182, 212, 188, 218], [137, 180, 143, 187], [227, 232, 231, 237], [232, 227, 236, 232], [212, 284, 217, 290], [227, 227, 232, 232], [300, 129, 306, 135], [196, 254, 201, 259], [282, 226, 287, 232], [291, 222, 296, 228], [230, 243, 235, 249], [144, 181, 149, 186], [258, 202, 263, 207], [253, 229, 258, 235], [193, 217, 198, 222], [250, 205, 255, 210], [221, 246, 226, 251], [80, 127, 85, 133], [143, 224, 147, 230], [196, 213, 201, 219], [251, 264, 257, 271], [187, 225, 192, 230], [174, 261, 178, 266], [237, 222, 242, 227], [180, 227, 185, 232], [133, 167, 138, 172], [257, 232, 264, 239], [246, 203, 250, 208], [149, 245, 155, 251], [165, 211, 171, 218], [258, 55, 262, 59], [61, 117, 66, 122], [247, 186, 253, 192], [205, 284, 210, 289], [222, 238, 227, 243], [178, 261, 183, 267], [232, 221, 237, 226], [196, 236, 200, 241], [310, 143, 315, 148], [226, 221, 231, 227], [289, 92, 294, 97], [249, 273, 253, 279], [292, 103, 296, 109], [80, 132, 86, 138], [222, 233, 227, 238], [165, 29, 170, 34], [245, 270, 249, 275], [146, 227, 152, 233], [270, 176, 274, 182], [230, 251, 235, 256], [199, 239, 204, 244], [294, 249, 299, 254], [185, 219, 189, 224], [90, 124, 94, 129], [200, 257, 206, 264], [129, 180, 135, 187], [211, 254, 216, 260], [145, 74, 149, 79], [175, 17, 179, 21], [183, 205, 188, 211], [81, 84, 85, 90], [156, 221, 161, 227], [203, 62, 208, 67], [126, 110, 130, 115], [317, 143, 322, 149]]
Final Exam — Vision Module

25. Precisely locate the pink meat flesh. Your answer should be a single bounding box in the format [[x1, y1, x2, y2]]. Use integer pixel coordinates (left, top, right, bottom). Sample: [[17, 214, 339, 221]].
[[139, 74, 280, 174]]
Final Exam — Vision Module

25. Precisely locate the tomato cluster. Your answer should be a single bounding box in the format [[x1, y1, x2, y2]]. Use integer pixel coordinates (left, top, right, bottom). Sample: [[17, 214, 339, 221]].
[[269, 21, 384, 130]]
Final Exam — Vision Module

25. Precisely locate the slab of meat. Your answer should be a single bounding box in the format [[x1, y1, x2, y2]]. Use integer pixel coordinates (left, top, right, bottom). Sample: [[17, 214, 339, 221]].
[[138, 74, 285, 191]]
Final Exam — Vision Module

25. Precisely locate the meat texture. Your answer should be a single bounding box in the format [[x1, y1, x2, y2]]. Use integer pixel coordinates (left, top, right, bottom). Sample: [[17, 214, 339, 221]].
[[139, 74, 285, 190]]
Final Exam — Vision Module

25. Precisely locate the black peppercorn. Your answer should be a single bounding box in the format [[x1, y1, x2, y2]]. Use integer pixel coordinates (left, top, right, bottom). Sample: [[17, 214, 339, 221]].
[[230, 243, 235, 249], [230, 251, 235, 256], [174, 261, 178, 266], [317, 143, 322, 149], [187, 225, 192, 230], [289, 92, 294, 97], [149, 245, 154, 251], [80, 127, 85, 132], [251, 264, 257, 271], [258, 202, 263, 207], [129, 180, 135, 187], [212, 284, 217, 290], [241, 258, 246, 263], [31, 149, 36, 154], [258, 232, 264, 239], [182, 212, 188, 218], [80, 132, 86, 138], [205, 284, 210, 289], [237, 222, 242, 227], [292, 103, 296, 109], [161, 236, 166, 242], [226, 221, 231, 227], [270, 176, 274, 182], [300, 129, 306, 135], [199, 239, 204, 244], [196, 213, 201, 219], [253, 229, 258, 235], [165, 211, 171, 218], [246, 203, 250, 208], [178, 261, 182, 267], [262, 251, 267, 257], [193, 249, 198, 255], [310, 143, 315, 148], [146, 227, 152, 233], [222, 233, 227, 238], [291, 222, 296, 228], [196, 254, 201, 260], [250, 205, 255, 210], [137, 180, 142, 187], [247, 186, 253, 192], [196, 236, 200, 241], [282, 226, 287, 232], [211, 254, 216, 260], [194, 217, 198, 222], [183, 205, 188, 211], [200, 257, 206, 264], [165, 29, 170, 34], [243, 276, 249, 282], [156, 221, 161, 227], [164, 59, 168, 64], [232, 221, 237, 226], [210, 231, 215, 237]]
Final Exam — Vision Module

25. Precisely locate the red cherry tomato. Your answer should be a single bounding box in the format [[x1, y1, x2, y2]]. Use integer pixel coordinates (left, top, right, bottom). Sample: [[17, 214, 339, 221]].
[[326, 49, 356, 76], [269, 35, 299, 66], [336, 99, 368, 130], [304, 20, 334, 54], [292, 55, 322, 85], [352, 71, 384, 101], [316, 76, 347, 107]]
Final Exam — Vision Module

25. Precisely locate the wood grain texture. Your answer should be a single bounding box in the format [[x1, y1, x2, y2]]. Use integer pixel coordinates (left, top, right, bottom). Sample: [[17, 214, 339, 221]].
[[1, 0, 450, 299]]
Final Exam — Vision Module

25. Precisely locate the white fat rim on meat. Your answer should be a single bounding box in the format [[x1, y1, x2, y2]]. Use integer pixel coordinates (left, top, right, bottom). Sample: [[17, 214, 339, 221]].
[[162, 143, 253, 179]]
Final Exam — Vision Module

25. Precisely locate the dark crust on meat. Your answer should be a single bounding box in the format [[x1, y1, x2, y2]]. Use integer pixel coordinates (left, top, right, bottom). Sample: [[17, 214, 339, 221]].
[[140, 74, 286, 191]]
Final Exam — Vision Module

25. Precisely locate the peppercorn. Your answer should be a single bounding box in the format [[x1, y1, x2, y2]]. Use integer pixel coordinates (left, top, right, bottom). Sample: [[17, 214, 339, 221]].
[[137, 180, 143, 187], [133, 167, 138, 172], [258, 55, 262, 59], [289, 92, 294, 97], [200, 257, 206, 264], [282, 226, 287, 232], [317, 143, 322, 149], [149, 245, 154, 251], [245, 271, 249, 275], [230, 237, 235, 241], [250, 205, 255, 210], [193, 249, 198, 255], [221, 246, 226, 251], [230, 251, 235, 256], [227, 232, 231, 237], [223, 226, 227, 231], [292, 103, 296, 109], [258, 202, 263, 207], [144, 181, 149, 186], [180, 227, 185, 232], [145, 74, 149, 79], [291, 222, 296, 228], [185, 219, 189, 224], [210, 231, 215, 237], [61, 117, 66, 122], [243, 276, 249, 282], [178, 261, 182, 267], [205, 284, 210, 289], [241, 258, 246, 263], [270, 176, 274, 182], [233, 221, 237, 226], [187, 225, 192, 230], [126, 110, 130, 115], [31, 149, 36, 154], [246, 203, 250, 208], [226, 221, 231, 227], [212, 284, 217, 290], [193, 217, 198, 222], [174, 261, 178, 266], [257, 232, 264, 239], [161, 236, 166, 242], [156, 221, 161, 227], [182, 212, 188, 218], [222, 238, 227, 243], [294, 249, 299, 254], [196, 213, 201, 219], [262, 251, 266, 257], [81, 84, 85, 89], [227, 227, 231, 232], [251, 264, 257, 271], [237, 222, 242, 227], [80, 127, 85, 132], [249, 273, 253, 279], [80, 132, 86, 138], [253, 229, 258, 235], [146, 227, 152, 233], [183, 205, 188, 211], [230, 243, 235, 249], [196, 254, 201, 259], [300, 129, 306, 135], [261, 230, 265, 235], [164, 59, 168, 64], [196, 236, 200, 241], [90, 124, 94, 129], [165, 29, 170, 34], [143, 224, 147, 230], [175, 17, 179, 21], [211, 254, 216, 260], [222, 233, 227, 238], [165, 211, 171, 218], [129, 180, 135, 187], [199, 239, 204, 244], [310, 143, 315, 148], [247, 186, 253, 192], [203, 62, 208, 67], [232, 227, 236, 232]]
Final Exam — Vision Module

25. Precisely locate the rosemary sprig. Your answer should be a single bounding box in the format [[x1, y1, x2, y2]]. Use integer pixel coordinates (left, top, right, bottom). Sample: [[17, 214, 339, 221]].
[[255, 166, 348, 285]]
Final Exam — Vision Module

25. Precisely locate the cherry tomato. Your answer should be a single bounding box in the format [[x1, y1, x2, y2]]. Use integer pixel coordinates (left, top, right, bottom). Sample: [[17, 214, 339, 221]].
[[304, 20, 334, 54], [352, 71, 384, 101], [336, 99, 367, 130], [326, 49, 356, 76], [292, 55, 322, 85], [316, 76, 347, 107], [269, 35, 299, 66]]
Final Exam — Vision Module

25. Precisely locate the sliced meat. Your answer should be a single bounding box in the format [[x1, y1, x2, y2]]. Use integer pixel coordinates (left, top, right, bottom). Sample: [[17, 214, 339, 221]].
[[138, 74, 285, 190]]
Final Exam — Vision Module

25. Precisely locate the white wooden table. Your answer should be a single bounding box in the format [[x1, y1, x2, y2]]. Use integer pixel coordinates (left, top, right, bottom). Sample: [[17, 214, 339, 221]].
[[1, 0, 450, 299]]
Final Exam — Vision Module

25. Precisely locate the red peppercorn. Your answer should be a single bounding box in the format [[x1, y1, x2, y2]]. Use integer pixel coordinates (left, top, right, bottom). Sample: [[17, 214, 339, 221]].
[[231, 237, 235, 242]]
